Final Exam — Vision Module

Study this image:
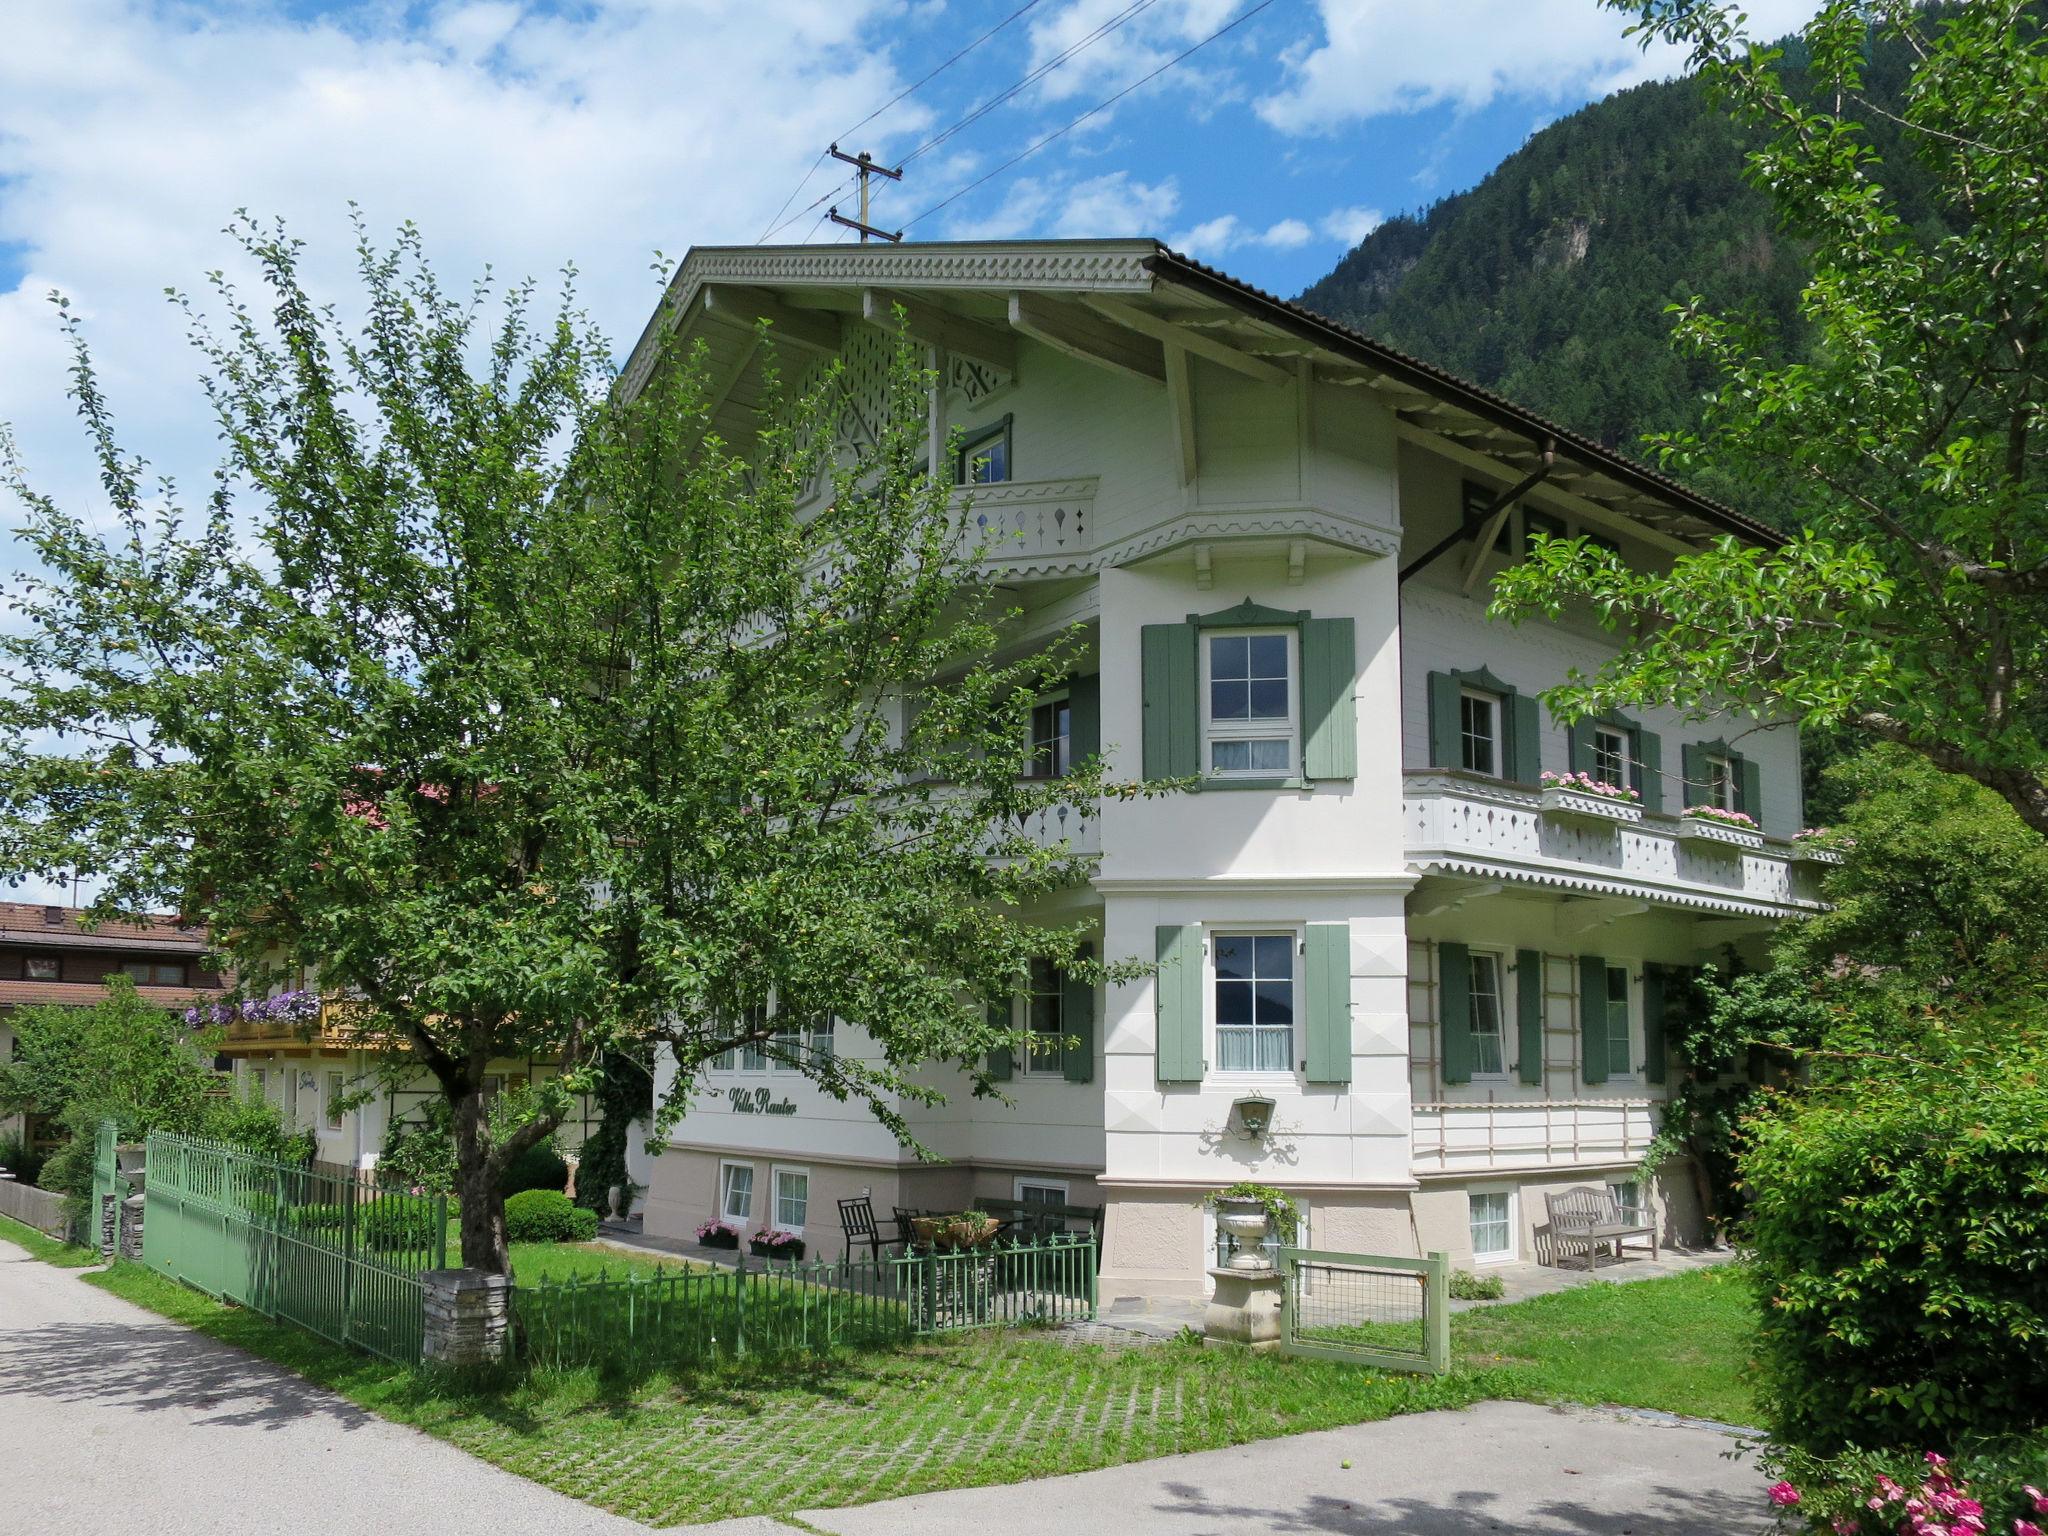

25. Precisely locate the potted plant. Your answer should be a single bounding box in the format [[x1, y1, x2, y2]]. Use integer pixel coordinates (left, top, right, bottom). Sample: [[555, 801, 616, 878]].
[[1537, 769, 1643, 825], [1206, 1181, 1302, 1272], [1791, 827, 1848, 864], [1677, 803, 1764, 851], [695, 1218, 740, 1250], [748, 1227, 805, 1261], [909, 1212, 1002, 1252]]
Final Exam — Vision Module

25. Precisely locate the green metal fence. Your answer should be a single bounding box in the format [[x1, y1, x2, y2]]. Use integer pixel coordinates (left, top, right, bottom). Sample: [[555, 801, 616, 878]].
[[143, 1132, 446, 1365], [514, 1234, 1097, 1373], [1276, 1247, 1451, 1374]]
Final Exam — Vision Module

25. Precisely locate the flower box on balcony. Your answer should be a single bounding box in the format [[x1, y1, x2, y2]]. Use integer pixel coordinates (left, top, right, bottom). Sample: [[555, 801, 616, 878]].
[[1678, 809, 1764, 853], [1791, 830, 1847, 865], [1538, 773, 1642, 827]]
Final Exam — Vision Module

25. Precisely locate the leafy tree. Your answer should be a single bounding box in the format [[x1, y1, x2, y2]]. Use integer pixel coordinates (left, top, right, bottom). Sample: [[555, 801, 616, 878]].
[[0, 217, 1123, 1273], [1493, 2, 2048, 838]]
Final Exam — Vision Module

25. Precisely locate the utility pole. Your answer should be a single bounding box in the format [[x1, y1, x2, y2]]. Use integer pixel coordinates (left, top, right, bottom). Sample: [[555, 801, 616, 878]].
[[826, 143, 904, 243]]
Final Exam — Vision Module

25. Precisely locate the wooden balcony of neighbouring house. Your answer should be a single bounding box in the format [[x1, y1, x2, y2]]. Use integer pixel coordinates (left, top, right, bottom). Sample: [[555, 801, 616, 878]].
[[214, 999, 388, 1057], [1401, 769, 1824, 922], [1411, 1097, 1659, 1175], [953, 477, 1097, 581]]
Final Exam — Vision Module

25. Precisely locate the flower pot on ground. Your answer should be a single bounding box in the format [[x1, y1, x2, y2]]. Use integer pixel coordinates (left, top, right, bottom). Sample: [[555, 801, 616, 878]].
[[695, 1220, 740, 1250], [748, 1230, 804, 1261], [909, 1212, 1002, 1252]]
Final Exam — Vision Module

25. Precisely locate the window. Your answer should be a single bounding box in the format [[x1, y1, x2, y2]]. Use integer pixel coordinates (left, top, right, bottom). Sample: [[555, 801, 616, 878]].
[[1026, 693, 1072, 779], [772, 1166, 809, 1233], [1459, 689, 1499, 776], [122, 960, 187, 986], [806, 1015, 835, 1063], [25, 956, 58, 981], [1522, 507, 1566, 555], [1604, 965, 1634, 1079], [719, 1162, 754, 1224], [1702, 754, 1736, 812], [1204, 630, 1295, 777], [325, 1072, 345, 1131], [740, 1040, 769, 1072], [1468, 953, 1507, 1077], [1016, 1178, 1069, 1207], [1609, 1180, 1643, 1224], [1469, 1190, 1514, 1261], [956, 419, 1011, 485], [768, 1013, 803, 1072], [1021, 957, 1065, 1074], [1590, 726, 1630, 789], [1214, 932, 1294, 1074]]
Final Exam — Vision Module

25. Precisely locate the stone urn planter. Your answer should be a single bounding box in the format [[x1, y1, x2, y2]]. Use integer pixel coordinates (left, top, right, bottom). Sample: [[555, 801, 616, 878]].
[[1213, 1196, 1274, 1271]]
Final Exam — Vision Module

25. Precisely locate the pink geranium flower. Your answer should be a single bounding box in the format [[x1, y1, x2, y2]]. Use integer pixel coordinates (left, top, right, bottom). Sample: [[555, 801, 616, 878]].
[[1768, 1482, 1802, 1507]]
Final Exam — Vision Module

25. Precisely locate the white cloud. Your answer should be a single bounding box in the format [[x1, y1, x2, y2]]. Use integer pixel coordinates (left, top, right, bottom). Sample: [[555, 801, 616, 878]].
[[1171, 213, 1242, 259], [1321, 205, 1384, 246], [1023, 0, 1246, 107], [1258, 0, 1822, 135], [1258, 217, 1313, 250], [1169, 212, 1342, 259], [946, 171, 1182, 241]]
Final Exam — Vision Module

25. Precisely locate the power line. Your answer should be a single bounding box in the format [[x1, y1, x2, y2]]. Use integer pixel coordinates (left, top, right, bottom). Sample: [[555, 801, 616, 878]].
[[754, 0, 1051, 243], [902, 0, 1282, 236], [758, 0, 1176, 245]]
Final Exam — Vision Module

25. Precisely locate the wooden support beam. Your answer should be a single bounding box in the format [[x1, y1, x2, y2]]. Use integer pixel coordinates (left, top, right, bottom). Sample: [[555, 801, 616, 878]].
[[1080, 295, 1289, 385], [862, 289, 1017, 370], [1008, 292, 1164, 384], [700, 284, 842, 355], [1164, 341, 1196, 486]]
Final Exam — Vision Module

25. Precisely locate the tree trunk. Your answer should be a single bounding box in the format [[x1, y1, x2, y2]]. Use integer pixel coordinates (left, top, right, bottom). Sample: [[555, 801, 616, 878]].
[[450, 1082, 510, 1274]]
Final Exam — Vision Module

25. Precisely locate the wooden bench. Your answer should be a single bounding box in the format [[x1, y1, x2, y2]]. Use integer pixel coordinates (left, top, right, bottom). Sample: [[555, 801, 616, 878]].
[[1544, 1186, 1657, 1271]]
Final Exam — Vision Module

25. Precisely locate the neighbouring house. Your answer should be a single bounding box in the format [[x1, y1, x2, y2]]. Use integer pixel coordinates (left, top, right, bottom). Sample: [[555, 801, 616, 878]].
[[629, 238, 1820, 1298], [0, 901, 228, 1157]]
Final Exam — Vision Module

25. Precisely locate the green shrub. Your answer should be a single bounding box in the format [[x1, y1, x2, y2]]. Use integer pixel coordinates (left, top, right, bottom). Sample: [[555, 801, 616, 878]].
[[1743, 1043, 2048, 1453], [286, 1202, 346, 1233], [497, 1140, 568, 1198], [504, 1188, 598, 1243], [360, 1200, 439, 1253], [1448, 1269, 1505, 1301], [0, 1132, 47, 1186]]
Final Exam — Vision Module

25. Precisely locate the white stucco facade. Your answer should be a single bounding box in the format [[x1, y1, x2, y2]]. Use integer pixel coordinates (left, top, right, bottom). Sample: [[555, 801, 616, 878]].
[[634, 240, 1818, 1294]]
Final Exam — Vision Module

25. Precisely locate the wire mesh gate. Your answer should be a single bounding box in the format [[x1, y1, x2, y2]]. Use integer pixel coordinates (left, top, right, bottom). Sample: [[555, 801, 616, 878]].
[[1275, 1247, 1451, 1373]]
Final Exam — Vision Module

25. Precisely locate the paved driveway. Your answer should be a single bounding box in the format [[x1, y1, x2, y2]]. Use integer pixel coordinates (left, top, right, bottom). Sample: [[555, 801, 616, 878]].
[[0, 1236, 642, 1536]]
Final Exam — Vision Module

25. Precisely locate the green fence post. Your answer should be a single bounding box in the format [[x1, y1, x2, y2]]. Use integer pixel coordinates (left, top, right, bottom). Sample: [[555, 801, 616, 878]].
[[1425, 1249, 1451, 1374]]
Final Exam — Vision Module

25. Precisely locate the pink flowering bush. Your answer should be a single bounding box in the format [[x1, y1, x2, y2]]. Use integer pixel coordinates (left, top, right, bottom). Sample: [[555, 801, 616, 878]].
[[1539, 769, 1640, 802], [1762, 1446, 2048, 1536]]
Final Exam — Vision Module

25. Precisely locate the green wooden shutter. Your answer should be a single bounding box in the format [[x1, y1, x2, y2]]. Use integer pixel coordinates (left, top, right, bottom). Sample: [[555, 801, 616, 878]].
[[1155, 924, 1204, 1083], [1303, 923, 1352, 1084], [1300, 618, 1356, 781], [1427, 671, 1462, 768], [1566, 719, 1594, 776], [1516, 948, 1544, 1086], [1068, 673, 1100, 766], [1439, 940, 1473, 1086], [1061, 946, 1095, 1084], [1739, 756, 1764, 826], [1578, 955, 1609, 1085], [1637, 729, 1664, 813], [1509, 693, 1542, 783], [1141, 624, 1200, 780], [1680, 742, 1707, 809], [986, 998, 1013, 1082], [1642, 963, 1668, 1086]]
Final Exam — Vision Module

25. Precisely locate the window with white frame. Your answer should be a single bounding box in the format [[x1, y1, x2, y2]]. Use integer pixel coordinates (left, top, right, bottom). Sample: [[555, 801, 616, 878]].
[[768, 1012, 803, 1072], [1026, 692, 1071, 780], [1603, 965, 1634, 1079], [806, 1014, 835, 1063], [1702, 753, 1737, 811], [1016, 1177, 1068, 1207], [1468, 952, 1508, 1077], [1591, 725, 1630, 788], [1203, 630, 1295, 777], [719, 1161, 754, 1224], [772, 1166, 809, 1233], [325, 1071, 345, 1131], [1460, 688, 1500, 776], [1021, 956, 1065, 1074], [1214, 932, 1295, 1074], [957, 420, 1011, 485], [1469, 1189, 1514, 1261], [1608, 1180, 1643, 1223]]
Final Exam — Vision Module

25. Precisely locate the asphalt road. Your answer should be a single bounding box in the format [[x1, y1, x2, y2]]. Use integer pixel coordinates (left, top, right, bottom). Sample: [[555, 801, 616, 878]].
[[0, 1235, 641, 1536]]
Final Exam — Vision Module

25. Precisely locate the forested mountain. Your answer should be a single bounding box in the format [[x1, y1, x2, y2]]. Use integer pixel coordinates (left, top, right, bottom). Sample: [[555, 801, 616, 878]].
[[1298, 32, 1934, 506]]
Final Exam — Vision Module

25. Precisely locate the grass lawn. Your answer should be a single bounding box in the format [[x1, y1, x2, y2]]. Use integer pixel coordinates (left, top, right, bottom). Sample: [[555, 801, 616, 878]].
[[0, 1210, 101, 1268], [72, 1254, 1759, 1528]]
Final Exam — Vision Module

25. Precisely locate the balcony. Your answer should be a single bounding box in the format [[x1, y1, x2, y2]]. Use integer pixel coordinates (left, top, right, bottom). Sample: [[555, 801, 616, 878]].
[[1412, 1098, 1658, 1174], [217, 1000, 382, 1054], [955, 477, 1096, 580], [1403, 771, 1821, 918]]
